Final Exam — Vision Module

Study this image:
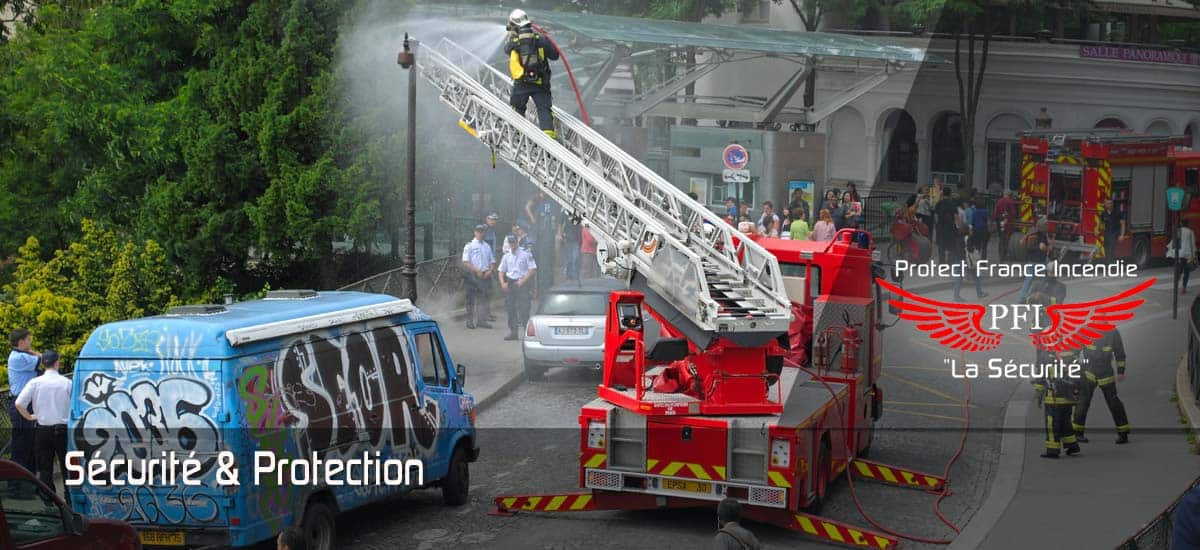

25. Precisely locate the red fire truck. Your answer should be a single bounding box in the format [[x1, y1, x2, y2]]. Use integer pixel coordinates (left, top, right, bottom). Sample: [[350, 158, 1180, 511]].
[[494, 231, 942, 549], [1016, 129, 1198, 266]]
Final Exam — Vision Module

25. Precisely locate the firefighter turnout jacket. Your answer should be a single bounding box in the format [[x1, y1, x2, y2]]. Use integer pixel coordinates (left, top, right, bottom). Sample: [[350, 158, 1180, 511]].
[[1034, 347, 1080, 457]]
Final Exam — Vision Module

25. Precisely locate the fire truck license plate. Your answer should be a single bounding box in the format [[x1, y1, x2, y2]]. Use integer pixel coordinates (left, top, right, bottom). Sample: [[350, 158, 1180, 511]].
[[663, 479, 711, 494], [140, 531, 185, 546]]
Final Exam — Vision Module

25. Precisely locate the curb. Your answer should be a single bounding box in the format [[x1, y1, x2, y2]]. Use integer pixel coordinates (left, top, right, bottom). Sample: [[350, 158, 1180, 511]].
[[1175, 355, 1200, 432], [475, 368, 527, 412], [946, 394, 1030, 550]]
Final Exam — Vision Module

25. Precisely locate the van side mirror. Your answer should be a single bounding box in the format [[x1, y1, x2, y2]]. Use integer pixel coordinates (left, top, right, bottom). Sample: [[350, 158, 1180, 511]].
[[456, 364, 467, 389]]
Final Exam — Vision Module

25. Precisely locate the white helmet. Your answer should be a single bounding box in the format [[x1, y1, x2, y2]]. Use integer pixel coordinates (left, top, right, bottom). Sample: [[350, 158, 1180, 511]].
[[508, 9, 530, 28]]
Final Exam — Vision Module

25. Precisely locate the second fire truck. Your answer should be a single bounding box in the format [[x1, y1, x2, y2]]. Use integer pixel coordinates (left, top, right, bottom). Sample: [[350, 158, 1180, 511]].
[[1015, 129, 1199, 266]]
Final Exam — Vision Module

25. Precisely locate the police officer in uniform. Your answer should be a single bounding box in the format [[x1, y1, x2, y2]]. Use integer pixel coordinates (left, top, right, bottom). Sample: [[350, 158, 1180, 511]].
[[462, 224, 496, 330], [1073, 328, 1131, 444], [505, 10, 560, 139], [498, 235, 538, 341]]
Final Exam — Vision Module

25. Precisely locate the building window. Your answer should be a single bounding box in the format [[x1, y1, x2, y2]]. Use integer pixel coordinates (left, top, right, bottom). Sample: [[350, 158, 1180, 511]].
[[1095, 117, 1127, 130], [742, 0, 770, 23], [883, 110, 917, 184], [931, 112, 965, 186], [987, 141, 1023, 193]]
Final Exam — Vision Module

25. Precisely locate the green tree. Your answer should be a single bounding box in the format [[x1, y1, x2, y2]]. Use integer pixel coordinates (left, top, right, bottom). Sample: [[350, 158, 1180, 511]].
[[0, 220, 185, 384]]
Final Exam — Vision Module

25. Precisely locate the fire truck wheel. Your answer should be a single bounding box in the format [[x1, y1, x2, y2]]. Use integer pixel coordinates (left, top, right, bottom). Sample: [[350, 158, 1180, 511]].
[[442, 446, 471, 506], [1133, 235, 1150, 268], [806, 439, 831, 515], [524, 359, 546, 381], [301, 501, 336, 550]]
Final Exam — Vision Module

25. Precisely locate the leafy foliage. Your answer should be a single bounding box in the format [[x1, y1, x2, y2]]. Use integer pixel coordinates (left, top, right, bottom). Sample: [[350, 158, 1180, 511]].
[[0, 220, 186, 383]]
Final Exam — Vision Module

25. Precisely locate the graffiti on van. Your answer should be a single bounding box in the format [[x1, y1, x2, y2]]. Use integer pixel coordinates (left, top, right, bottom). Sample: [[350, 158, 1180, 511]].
[[74, 375, 223, 478], [239, 324, 440, 459], [80, 483, 221, 526], [92, 327, 209, 376]]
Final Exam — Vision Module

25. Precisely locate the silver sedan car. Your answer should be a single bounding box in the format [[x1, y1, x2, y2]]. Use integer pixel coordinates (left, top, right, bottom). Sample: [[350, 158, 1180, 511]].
[[522, 278, 659, 380]]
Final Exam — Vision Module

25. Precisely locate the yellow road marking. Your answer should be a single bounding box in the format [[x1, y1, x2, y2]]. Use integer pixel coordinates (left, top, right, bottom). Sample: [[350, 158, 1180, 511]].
[[886, 400, 976, 409], [881, 372, 963, 404], [887, 408, 968, 423]]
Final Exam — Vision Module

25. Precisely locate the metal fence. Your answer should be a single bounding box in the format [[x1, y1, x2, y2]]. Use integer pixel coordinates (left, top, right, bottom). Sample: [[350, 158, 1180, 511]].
[[338, 255, 467, 315], [1112, 295, 1200, 549], [1116, 477, 1200, 549]]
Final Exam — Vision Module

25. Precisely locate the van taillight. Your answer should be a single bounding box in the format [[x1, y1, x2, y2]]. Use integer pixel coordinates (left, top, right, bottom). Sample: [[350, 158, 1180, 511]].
[[527, 321, 536, 337]]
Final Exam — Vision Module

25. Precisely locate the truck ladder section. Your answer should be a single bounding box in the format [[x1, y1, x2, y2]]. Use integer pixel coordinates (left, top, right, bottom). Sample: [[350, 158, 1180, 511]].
[[491, 492, 900, 549], [419, 38, 791, 347]]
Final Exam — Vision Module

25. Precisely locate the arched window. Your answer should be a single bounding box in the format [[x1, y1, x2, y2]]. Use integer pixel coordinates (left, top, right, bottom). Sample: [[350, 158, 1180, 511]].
[[882, 110, 917, 184], [931, 112, 965, 187], [1095, 117, 1128, 130]]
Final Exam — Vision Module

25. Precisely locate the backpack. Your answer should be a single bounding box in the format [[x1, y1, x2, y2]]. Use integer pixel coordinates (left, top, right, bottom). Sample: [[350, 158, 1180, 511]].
[[509, 29, 547, 83]]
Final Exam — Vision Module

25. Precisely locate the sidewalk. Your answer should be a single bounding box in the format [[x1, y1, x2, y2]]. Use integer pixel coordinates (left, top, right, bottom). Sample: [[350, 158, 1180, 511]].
[[440, 311, 526, 410], [949, 300, 1196, 548]]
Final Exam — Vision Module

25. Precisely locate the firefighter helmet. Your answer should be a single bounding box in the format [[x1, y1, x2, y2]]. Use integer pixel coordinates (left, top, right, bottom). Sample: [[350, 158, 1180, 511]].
[[508, 9, 530, 28]]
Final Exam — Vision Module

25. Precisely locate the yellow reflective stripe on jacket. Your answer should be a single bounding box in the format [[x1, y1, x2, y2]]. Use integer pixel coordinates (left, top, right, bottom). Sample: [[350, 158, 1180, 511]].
[[1096, 375, 1116, 386]]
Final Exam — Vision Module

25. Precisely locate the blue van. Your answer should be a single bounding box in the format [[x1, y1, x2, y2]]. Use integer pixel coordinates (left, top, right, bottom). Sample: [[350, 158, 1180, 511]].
[[67, 290, 478, 549]]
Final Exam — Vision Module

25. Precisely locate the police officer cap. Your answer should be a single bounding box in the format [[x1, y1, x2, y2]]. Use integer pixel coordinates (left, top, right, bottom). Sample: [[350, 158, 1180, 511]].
[[474, 224, 488, 232], [487, 212, 500, 220]]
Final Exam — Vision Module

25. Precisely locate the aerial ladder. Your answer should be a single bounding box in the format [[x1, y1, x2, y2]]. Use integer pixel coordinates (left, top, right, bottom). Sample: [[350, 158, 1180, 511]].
[[417, 37, 937, 549], [418, 38, 791, 351]]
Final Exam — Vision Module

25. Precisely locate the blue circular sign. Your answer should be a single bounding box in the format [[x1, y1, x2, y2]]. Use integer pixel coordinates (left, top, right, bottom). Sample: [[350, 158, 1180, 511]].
[[723, 144, 749, 170]]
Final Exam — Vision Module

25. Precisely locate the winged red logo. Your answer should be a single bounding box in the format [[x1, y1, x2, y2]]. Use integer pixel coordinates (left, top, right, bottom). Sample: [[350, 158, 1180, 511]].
[[1030, 277, 1154, 352], [875, 277, 1155, 352], [876, 278, 1002, 352]]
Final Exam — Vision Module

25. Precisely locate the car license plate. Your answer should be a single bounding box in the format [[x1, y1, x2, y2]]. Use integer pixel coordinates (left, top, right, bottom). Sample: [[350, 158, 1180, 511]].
[[140, 531, 186, 546], [554, 326, 587, 336], [663, 479, 711, 494]]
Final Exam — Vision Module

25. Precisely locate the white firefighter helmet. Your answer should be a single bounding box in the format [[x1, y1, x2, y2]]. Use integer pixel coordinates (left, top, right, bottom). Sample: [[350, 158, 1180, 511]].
[[508, 9, 530, 28]]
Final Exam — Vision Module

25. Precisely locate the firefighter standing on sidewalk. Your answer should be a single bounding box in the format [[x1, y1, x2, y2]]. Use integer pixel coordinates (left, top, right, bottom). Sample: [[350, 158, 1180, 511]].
[[1073, 328, 1131, 444], [1032, 336, 1082, 459]]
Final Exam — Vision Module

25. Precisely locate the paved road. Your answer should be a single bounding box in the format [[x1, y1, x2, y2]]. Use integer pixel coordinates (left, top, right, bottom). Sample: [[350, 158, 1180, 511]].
[[266, 265, 1190, 549]]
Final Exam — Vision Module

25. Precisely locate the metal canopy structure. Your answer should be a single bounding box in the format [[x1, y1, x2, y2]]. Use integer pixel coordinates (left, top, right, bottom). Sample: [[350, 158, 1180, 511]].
[[523, 9, 944, 127]]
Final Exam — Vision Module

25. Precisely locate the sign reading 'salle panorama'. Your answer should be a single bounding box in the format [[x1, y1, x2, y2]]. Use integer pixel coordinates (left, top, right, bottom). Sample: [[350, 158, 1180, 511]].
[[1079, 45, 1200, 67]]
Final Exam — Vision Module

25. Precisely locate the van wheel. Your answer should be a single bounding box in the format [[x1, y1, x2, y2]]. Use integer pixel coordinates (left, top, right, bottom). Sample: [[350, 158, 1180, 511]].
[[805, 440, 831, 515], [442, 446, 470, 506], [524, 359, 545, 381], [1133, 235, 1151, 268], [301, 501, 336, 550]]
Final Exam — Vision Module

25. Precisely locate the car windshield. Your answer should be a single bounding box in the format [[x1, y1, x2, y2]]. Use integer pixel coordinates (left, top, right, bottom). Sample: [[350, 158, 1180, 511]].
[[539, 292, 609, 316]]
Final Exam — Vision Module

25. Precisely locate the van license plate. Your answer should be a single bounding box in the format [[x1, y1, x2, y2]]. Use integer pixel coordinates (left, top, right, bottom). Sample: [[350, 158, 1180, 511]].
[[555, 326, 587, 336], [140, 531, 185, 546], [663, 479, 711, 494]]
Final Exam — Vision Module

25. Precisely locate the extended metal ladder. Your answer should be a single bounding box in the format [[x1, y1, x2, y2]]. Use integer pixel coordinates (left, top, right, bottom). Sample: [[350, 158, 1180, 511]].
[[418, 38, 791, 347]]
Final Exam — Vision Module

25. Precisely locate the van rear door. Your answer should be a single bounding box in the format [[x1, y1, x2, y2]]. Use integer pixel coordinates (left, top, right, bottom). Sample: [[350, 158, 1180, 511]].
[[70, 358, 229, 529]]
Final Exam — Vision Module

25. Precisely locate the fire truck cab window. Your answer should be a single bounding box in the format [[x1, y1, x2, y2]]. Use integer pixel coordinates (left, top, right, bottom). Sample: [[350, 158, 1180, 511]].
[[780, 262, 807, 303]]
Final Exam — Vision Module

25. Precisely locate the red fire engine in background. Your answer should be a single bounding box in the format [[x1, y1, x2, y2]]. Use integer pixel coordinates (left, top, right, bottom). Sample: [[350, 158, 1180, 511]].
[[495, 231, 944, 549], [1015, 129, 1199, 266]]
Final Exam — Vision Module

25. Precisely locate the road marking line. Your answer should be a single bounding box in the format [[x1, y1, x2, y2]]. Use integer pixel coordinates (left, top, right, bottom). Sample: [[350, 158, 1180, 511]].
[[886, 408, 967, 423], [881, 372, 963, 405], [886, 400, 977, 409]]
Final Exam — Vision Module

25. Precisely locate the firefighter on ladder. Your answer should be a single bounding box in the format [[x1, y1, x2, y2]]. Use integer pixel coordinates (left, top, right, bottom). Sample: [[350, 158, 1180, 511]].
[[1073, 328, 1131, 445], [505, 9, 560, 140]]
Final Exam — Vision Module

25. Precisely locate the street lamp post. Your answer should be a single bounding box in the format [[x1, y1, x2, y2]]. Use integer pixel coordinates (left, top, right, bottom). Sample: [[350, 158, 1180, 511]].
[[397, 33, 418, 303]]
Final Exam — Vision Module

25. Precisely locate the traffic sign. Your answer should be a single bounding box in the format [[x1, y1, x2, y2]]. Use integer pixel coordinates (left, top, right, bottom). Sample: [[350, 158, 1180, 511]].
[[1167, 187, 1186, 211], [723, 144, 749, 170], [723, 169, 750, 183]]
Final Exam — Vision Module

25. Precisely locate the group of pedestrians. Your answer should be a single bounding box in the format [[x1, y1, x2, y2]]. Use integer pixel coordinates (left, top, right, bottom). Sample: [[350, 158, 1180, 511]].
[[5, 329, 72, 502]]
